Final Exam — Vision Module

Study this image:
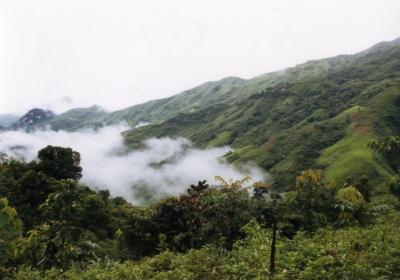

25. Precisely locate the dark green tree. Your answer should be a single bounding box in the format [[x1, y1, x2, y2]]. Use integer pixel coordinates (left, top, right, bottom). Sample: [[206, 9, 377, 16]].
[[20, 180, 102, 269], [369, 136, 400, 172], [154, 181, 211, 251], [0, 197, 23, 276], [14, 171, 55, 229], [37, 145, 82, 180], [389, 176, 400, 198], [118, 206, 159, 259], [344, 175, 372, 202]]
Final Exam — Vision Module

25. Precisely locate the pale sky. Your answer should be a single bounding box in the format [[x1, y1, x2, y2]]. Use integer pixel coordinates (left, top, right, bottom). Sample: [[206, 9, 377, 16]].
[[1, 0, 399, 114]]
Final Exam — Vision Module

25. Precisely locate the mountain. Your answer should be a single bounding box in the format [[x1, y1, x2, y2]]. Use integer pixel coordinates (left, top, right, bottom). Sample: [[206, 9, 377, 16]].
[[10, 108, 55, 131], [122, 37, 400, 188], [50, 105, 108, 131], [6, 37, 400, 189], [7, 76, 249, 130], [104, 76, 248, 126]]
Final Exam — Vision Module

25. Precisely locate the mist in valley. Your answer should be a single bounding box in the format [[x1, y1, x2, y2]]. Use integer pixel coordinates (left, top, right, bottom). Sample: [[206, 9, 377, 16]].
[[0, 125, 267, 203]]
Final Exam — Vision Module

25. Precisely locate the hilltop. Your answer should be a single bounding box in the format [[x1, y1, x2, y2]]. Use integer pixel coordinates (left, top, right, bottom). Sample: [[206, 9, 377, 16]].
[[2, 37, 400, 280], [6, 37, 400, 188]]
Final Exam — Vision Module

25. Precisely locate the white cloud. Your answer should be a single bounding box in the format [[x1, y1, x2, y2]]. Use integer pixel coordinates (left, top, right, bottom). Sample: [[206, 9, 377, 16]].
[[0, 126, 267, 204], [41, 96, 76, 114]]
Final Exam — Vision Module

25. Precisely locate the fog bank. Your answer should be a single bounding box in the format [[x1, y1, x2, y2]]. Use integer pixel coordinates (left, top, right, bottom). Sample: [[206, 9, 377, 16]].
[[0, 126, 267, 203]]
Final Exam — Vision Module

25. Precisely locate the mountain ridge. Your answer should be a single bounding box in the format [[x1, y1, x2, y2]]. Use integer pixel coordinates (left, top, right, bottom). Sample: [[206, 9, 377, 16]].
[[8, 37, 399, 131], [121, 37, 400, 188], [4, 37, 400, 189]]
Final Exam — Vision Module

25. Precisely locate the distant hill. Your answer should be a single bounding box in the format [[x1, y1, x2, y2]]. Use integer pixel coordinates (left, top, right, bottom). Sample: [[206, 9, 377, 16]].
[[10, 108, 54, 131], [50, 105, 108, 131], [6, 37, 400, 189]]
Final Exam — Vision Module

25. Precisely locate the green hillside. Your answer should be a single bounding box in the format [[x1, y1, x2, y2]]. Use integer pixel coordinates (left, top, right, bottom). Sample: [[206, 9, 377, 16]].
[[50, 105, 108, 131], [43, 77, 248, 130], [123, 38, 400, 188], [2, 38, 400, 279], [9, 38, 400, 189]]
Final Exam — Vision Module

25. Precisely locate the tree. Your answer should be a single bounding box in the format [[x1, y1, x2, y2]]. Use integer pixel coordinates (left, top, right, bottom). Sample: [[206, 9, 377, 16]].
[[0, 197, 22, 276], [154, 180, 211, 251], [369, 136, 400, 172], [20, 180, 101, 269], [335, 186, 367, 225], [154, 178, 255, 251], [40, 180, 113, 237], [13, 171, 55, 229], [118, 206, 159, 259], [344, 175, 371, 202], [21, 220, 96, 269], [213, 176, 254, 249], [37, 145, 82, 180], [293, 169, 336, 230], [388, 176, 400, 199], [179, 180, 210, 249]]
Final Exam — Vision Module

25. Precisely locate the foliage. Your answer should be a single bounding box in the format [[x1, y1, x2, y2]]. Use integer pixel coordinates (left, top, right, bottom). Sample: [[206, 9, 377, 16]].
[[370, 135, 400, 174], [2, 37, 400, 276], [18, 220, 97, 270], [0, 197, 22, 276], [13, 217, 400, 280], [389, 175, 400, 198], [153, 177, 256, 251], [37, 145, 82, 180], [291, 170, 337, 230], [335, 186, 367, 225], [2, 147, 395, 278]]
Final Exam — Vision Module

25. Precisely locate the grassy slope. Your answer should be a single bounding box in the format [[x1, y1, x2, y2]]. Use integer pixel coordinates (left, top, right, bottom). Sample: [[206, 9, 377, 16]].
[[123, 39, 400, 189], [52, 50, 352, 130], [50, 106, 108, 131], [29, 38, 400, 189], [104, 77, 248, 126], [48, 77, 248, 130]]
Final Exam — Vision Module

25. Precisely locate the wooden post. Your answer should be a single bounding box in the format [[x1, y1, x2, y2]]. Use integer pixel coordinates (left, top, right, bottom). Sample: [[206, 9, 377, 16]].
[[269, 219, 277, 276]]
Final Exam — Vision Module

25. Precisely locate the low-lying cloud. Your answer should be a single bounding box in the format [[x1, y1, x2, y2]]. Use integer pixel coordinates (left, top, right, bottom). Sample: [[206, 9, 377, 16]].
[[0, 126, 267, 204]]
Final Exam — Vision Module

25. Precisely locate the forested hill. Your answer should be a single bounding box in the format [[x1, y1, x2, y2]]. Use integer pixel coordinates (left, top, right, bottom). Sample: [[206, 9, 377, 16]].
[[7, 37, 400, 187], [123, 37, 400, 188], [2, 38, 400, 279]]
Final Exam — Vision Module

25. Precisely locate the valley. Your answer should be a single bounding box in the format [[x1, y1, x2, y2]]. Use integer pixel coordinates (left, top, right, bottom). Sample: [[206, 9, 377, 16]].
[[4, 37, 400, 190], [1, 37, 400, 279]]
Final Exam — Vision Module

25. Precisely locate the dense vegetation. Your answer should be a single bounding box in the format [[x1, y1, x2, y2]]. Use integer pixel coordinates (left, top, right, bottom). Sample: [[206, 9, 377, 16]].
[[0, 133, 400, 279], [1, 38, 400, 279]]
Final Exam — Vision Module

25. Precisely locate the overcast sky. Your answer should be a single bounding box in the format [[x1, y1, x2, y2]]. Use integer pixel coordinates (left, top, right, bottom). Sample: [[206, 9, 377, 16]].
[[1, 0, 399, 114]]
